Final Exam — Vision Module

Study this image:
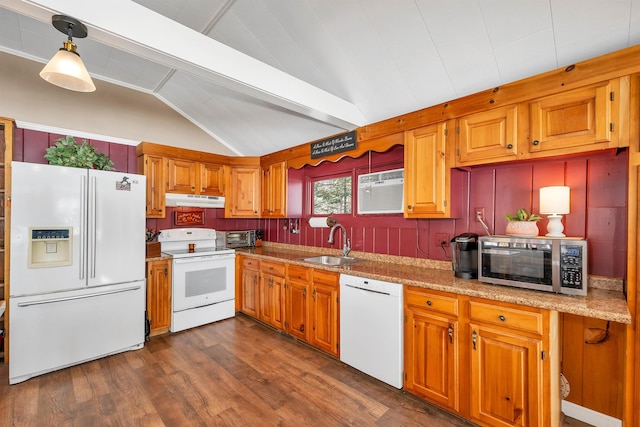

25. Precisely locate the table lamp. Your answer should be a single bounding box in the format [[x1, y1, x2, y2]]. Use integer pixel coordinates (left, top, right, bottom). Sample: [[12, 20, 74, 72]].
[[539, 186, 570, 237]]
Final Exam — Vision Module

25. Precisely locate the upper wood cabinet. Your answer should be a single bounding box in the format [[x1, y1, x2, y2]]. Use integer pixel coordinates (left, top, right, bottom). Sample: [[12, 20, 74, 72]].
[[527, 79, 622, 157], [456, 105, 519, 167], [138, 154, 166, 218], [261, 161, 286, 218], [167, 158, 197, 193], [404, 121, 454, 218], [199, 162, 225, 196], [226, 166, 261, 218]]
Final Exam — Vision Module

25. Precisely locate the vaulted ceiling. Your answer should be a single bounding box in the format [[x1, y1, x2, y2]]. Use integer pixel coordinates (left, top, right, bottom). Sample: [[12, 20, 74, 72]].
[[1, 0, 639, 156]]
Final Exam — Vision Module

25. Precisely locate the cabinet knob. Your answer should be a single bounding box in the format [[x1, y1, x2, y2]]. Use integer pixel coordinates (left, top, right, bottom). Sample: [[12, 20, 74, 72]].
[[426, 300, 432, 306], [532, 140, 540, 146], [407, 205, 413, 210], [498, 315, 506, 322], [472, 330, 477, 350], [507, 144, 513, 149]]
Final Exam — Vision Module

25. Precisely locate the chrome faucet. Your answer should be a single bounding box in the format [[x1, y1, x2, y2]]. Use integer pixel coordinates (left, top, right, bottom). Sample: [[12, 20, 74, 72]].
[[328, 223, 351, 257]]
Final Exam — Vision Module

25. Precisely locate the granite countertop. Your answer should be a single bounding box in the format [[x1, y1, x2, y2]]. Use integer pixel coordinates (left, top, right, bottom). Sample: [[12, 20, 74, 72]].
[[238, 243, 632, 324], [145, 254, 172, 263]]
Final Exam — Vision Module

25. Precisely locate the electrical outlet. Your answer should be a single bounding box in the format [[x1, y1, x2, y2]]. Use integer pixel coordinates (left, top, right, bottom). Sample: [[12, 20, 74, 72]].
[[435, 233, 450, 246], [474, 207, 485, 222]]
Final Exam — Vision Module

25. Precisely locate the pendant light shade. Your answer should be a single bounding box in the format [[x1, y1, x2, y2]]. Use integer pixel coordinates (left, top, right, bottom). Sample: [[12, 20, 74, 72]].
[[40, 15, 95, 92]]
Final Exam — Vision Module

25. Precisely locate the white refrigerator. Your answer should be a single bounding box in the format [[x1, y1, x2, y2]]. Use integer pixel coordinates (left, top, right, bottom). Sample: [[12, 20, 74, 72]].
[[9, 162, 146, 384]]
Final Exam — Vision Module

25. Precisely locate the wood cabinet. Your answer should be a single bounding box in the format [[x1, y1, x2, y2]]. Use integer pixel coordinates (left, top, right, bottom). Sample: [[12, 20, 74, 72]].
[[226, 166, 260, 218], [310, 269, 340, 357], [167, 158, 197, 193], [456, 105, 519, 167], [468, 298, 558, 427], [239, 256, 260, 317], [261, 161, 286, 218], [138, 154, 166, 218], [528, 79, 621, 157], [259, 260, 286, 329], [0, 118, 12, 363], [199, 162, 225, 196], [404, 121, 454, 218], [146, 258, 172, 337], [285, 264, 311, 342], [404, 287, 459, 411]]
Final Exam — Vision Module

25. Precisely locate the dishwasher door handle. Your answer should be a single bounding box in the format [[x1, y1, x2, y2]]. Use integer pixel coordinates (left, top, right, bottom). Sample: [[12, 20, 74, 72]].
[[345, 284, 391, 296]]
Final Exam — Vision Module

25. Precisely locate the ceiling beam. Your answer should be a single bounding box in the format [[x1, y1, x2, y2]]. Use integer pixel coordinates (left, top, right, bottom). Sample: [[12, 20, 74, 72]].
[[4, 0, 367, 130]]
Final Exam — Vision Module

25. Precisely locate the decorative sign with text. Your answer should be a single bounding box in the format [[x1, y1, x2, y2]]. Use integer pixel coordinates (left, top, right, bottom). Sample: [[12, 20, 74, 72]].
[[310, 130, 357, 159]]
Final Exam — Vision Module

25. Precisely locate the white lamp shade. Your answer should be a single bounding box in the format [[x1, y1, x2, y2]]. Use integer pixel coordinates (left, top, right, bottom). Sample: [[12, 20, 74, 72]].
[[40, 49, 96, 92], [539, 186, 570, 215]]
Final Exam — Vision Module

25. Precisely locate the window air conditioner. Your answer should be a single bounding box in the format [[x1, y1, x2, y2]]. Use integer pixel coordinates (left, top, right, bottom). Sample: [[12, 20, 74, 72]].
[[357, 168, 404, 214]]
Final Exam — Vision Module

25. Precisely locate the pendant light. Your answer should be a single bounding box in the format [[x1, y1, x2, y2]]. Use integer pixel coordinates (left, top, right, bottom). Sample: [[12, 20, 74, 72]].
[[39, 15, 96, 92]]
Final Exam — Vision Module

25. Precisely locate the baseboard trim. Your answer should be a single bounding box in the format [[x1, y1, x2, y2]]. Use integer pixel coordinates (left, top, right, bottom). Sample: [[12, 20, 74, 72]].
[[562, 400, 621, 427]]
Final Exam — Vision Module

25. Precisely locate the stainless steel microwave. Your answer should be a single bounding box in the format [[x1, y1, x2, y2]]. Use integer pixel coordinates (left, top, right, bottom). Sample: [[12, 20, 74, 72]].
[[216, 230, 256, 249], [478, 235, 588, 296]]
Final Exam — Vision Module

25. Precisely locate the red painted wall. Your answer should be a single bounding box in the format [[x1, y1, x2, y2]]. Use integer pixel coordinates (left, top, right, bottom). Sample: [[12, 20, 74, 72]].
[[16, 128, 627, 277]]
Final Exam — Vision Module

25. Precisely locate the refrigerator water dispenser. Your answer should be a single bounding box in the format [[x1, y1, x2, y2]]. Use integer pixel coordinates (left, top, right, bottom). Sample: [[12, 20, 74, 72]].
[[28, 227, 72, 268]]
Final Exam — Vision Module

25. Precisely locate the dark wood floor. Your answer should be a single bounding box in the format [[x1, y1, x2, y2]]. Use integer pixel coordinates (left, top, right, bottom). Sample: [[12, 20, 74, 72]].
[[0, 314, 592, 426]]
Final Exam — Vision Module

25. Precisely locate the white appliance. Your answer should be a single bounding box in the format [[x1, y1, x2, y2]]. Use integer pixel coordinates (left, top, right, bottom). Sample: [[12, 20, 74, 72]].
[[165, 193, 225, 208], [357, 168, 404, 214], [339, 273, 404, 389], [158, 228, 235, 332], [9, 162, 146, 384]]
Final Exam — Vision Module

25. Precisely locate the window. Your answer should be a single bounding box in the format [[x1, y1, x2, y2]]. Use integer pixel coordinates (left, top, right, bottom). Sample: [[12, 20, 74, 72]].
[[313, 176, 352, 215]]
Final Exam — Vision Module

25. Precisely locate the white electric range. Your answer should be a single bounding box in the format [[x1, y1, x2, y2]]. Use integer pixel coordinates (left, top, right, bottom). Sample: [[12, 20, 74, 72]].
[[158, 228, 236, 332]]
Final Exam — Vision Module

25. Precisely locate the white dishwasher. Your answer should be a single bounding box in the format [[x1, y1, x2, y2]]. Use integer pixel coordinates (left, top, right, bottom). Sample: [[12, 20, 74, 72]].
[[339, 273, 403, 389]]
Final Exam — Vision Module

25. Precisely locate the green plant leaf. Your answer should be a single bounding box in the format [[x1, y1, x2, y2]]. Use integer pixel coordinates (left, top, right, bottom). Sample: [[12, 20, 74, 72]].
[[44, 136, 114, 171]]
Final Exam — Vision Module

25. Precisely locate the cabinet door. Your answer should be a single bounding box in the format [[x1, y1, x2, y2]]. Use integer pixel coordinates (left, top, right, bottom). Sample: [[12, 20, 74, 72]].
[[241, 268, 260, 318], [227, 166, 260, 218], [311, 270, 339, 357], [199, 163, 225, 196], [456, 105, 518, 166], [139, 154, 165, 218], [261, 161, 286, 218], [260, 272, 285, 330], [405, 309, 459, 411], [404, 122, 450, 218], [528, 80, 619, 156], [146, 259, 171, 336], [167, 158, 197, 193], [286, 265, 311, 342], [469, 324, 543, 427]]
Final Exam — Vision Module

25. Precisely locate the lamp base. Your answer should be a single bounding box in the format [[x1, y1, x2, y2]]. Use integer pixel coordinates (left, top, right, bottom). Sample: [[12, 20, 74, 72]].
[[545, 214, 565, 238]]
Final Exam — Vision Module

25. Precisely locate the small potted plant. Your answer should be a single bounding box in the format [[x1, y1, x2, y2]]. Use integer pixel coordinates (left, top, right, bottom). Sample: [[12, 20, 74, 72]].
[[505, 208, 542, 236]]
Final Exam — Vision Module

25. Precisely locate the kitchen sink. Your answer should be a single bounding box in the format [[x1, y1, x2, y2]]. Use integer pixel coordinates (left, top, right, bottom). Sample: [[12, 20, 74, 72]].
[[301, 255, 362, 266]]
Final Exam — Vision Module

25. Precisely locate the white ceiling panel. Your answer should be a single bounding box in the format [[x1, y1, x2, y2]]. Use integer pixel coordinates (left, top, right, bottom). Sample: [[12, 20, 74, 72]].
[[1, 0, 640, 156]]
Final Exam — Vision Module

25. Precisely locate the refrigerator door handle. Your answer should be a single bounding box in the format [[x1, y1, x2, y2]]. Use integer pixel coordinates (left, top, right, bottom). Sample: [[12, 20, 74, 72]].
[[17, 285, 142, 307], [89, 175, 97, 279], [79, 175, 87, 280]]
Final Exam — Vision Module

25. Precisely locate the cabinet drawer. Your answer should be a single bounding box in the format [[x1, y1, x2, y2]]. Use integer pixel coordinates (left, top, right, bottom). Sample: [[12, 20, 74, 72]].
[[242, 257, 260, 270], [469, 300, 543, 335], [287, 264, 310, 282], [261, 260, 286, 277], [405, 287, 458, 316], [312, 269, 339, 287]]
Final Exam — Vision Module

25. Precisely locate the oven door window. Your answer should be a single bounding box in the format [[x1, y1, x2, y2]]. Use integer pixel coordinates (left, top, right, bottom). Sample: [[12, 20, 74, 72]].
[[172, 254, 235, 312], [481, 248, 552, 286]]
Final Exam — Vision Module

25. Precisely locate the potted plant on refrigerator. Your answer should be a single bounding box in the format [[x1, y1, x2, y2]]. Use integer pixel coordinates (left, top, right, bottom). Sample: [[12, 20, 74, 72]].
[[44, 135, 114, 170], [505, 208, 542, 236]]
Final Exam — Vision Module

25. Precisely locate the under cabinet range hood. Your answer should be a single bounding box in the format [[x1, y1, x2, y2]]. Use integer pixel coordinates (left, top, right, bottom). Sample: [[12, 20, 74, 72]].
[[165, 193, 225, 208]]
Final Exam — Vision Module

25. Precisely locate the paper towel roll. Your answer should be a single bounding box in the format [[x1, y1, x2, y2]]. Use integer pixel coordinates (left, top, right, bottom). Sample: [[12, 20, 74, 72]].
[[309, 217, 330, 228]]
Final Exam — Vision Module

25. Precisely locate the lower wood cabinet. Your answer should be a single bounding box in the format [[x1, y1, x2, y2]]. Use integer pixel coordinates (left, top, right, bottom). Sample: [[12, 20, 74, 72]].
[[260, 260, 286, 330], [239, 255, 260, 317], [404, 287, 460, 411], [237, 255, 339, 358], [404, 286, 559, 427], [310, 269, 340, 357], [285, 264, 311, 342], [146, 258, 172, 337]]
